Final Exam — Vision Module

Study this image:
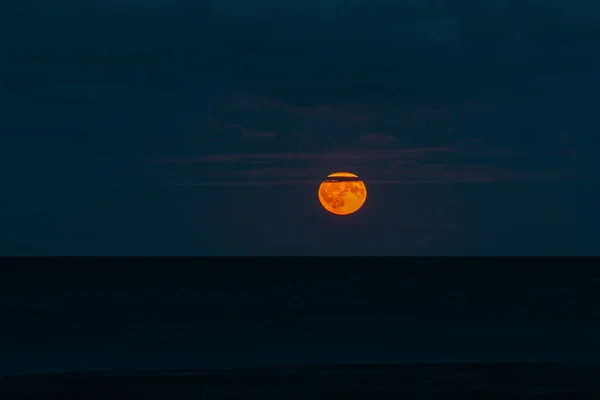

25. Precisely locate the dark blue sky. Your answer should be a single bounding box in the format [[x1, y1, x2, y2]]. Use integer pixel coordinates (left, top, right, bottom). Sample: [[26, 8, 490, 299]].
[[2, 0, 600, 255]]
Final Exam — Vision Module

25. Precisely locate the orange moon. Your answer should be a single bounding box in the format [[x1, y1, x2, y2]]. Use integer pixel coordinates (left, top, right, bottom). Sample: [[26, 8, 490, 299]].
[[318, 172, 367, 216]]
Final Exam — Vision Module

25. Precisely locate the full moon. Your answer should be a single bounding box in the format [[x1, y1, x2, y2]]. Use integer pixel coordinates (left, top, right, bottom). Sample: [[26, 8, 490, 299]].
[[318, 172, 367, 216]]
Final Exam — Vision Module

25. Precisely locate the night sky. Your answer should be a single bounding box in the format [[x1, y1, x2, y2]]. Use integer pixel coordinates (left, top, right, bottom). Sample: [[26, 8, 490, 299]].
[[2, 0, 600, 255]]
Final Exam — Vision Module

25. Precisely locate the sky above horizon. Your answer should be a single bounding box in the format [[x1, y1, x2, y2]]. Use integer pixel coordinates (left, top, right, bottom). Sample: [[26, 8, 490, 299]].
[[2, 0, 600, 255]]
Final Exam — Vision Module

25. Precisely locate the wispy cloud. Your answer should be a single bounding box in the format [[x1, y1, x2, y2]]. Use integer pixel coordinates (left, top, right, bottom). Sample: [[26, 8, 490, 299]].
[[221, 123, 277, 140], [357, 134, 397, 147], [159, 147, 453, 164], [228, 93, 373, 121], [157, 144, 598, 186]]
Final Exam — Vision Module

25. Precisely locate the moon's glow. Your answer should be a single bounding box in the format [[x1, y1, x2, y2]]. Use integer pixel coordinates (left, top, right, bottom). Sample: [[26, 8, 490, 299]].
[[318, 172, 367, 216]]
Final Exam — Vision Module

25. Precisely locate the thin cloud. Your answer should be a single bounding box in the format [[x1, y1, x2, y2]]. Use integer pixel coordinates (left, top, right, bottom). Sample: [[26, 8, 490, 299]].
[[228, 93, 373, 121], [171, 169, 597, 187], [222, 123, 277, 140], [156, 143, 600, 187], [158, 147, 454, 164], [357, 134, 396, 146], [157, 145, 589, 165]]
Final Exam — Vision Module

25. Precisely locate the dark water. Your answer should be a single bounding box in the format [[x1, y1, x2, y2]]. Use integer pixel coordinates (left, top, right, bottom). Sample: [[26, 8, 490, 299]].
[[1, 259, 599, 379], [2, 364, 600, 399]]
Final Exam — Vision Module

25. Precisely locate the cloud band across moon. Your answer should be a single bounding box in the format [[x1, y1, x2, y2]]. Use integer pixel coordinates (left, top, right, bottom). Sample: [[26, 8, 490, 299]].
[[157, 145, 598, 187]]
